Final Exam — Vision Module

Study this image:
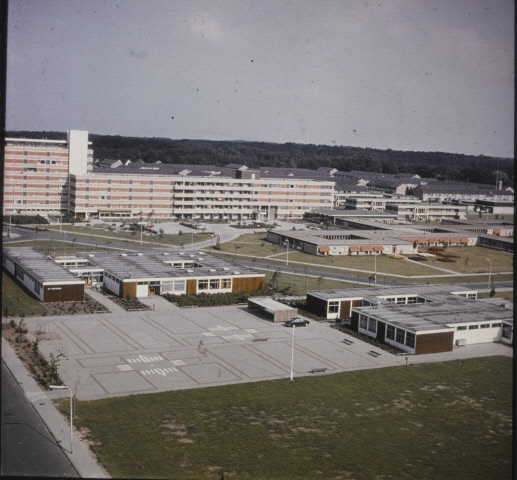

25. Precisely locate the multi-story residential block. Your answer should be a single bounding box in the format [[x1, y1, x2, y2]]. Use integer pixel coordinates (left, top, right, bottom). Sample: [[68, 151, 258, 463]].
[[4, 131, 93, 215], [3, 131, 334, 220]]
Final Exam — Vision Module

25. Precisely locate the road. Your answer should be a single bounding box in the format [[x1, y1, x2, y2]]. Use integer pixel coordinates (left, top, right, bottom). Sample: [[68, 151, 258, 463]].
[[1, 361, 78, 477], [4, 226, 513, 290]]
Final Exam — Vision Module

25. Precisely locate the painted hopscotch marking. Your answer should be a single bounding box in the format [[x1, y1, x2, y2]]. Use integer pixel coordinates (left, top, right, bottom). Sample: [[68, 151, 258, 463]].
[[141, 367, 178, 377], [117, 364, 133, 371], [202, 332, 216, 337], [209, 325, 238, 332], [223, 334, 254, 341], [127, 355, 164, 363], [245, 329, 257, 333], [171, 360, 186, 366]]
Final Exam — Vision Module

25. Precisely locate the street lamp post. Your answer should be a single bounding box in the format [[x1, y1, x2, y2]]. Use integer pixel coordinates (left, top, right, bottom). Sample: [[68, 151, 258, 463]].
[[284, 241, 289, 266], [374, 253, 377, 285], [140, 223, 143, 245], [290, 325, 295, 381], [49, 385, 73, 454], [486, 258, 492, 288]]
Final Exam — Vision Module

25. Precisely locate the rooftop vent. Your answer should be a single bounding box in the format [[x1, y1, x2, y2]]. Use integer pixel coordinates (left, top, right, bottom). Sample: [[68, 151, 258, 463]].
[[209, 269, 216, 272], [223, 267, 229, 271], [162, 252, 170, 256], [135, 253, 143, 256], [120, 253, 127, 257], [179, 253, 184, 256], [187, 269, 194, 273], [87, 254, 95, 258], [189, 254, 195, 258], [233, 271, 240, 274]]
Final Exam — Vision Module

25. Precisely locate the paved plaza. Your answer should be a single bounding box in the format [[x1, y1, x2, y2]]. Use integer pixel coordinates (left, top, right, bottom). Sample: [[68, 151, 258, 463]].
[[20, 295, 402, 400], [20, 293, 512, 402]]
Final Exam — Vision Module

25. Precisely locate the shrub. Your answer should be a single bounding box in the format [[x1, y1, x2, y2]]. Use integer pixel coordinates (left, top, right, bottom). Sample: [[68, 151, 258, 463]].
[[408, 256, 428, 261], [437, 257, 456, 263]]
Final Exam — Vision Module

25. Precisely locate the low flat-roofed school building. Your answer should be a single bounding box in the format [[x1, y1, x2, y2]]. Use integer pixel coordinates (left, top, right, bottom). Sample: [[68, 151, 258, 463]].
[[3, 248, 265, 301], [3, 247, 85, 302], [306, 285, 513, 354], [78, 251, 265, 298]]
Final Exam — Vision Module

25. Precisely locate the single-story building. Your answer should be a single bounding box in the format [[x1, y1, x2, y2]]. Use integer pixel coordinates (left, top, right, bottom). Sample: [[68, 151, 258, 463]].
[[3, 247, 85, 302], [3, 248, 265, 301], [306, 285, 513, 354]]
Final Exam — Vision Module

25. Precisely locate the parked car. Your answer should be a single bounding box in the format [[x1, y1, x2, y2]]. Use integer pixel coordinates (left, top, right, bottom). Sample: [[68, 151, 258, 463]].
[[284, 318, 310, 327]]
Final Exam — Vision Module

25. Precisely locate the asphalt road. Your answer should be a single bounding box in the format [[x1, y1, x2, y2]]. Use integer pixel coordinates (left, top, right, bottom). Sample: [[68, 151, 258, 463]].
[[1, 361, 78, 478], [4, 226, 513, 290]]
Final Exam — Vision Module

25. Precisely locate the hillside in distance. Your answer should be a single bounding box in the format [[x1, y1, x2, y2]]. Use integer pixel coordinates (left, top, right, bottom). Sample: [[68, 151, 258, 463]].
[[7, 131, 514, 187]]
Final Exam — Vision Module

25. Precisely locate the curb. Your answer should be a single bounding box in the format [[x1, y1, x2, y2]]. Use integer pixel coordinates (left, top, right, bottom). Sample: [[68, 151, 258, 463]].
[[1, 337, 109, 478]]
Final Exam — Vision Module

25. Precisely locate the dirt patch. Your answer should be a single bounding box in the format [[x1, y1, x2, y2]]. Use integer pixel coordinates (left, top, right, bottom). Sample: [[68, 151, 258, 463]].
[[43, 294, 110, 316]]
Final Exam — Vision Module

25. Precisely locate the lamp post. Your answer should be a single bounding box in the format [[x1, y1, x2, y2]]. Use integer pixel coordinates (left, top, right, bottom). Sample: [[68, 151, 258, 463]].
[[283, 241, 289, 266], [140, 223, 143, 245], [486, 259, 492, 289], [290, 325, 295, 381], [49, 385, 73, 454], [374, 253, 377, 285]]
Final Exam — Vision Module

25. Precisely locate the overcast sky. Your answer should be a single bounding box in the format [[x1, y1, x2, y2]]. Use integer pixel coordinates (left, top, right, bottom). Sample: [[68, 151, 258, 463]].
[[6, 0, 514, 157]]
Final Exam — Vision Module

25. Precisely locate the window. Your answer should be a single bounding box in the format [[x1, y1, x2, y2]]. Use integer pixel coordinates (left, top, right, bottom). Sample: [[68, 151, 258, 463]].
[[367, 318, 377, 333], [468, 325, 479, 330], [396, 328, 405, 344], [198, 279, 208, 290], [210, 279, 220, 289], [502, 327, 512, 339], [480, 324, 490, 329], [491, 323, 502, 328], [386, 325, 395, 340], [328, 301, 339, 314], [456, 326, 467, 331], [221, 278, 231, 289], [359, 315, 367, 330], [405, 332, 415, 348], [396, 298, 405, 304], [173, 280, 185, 292]]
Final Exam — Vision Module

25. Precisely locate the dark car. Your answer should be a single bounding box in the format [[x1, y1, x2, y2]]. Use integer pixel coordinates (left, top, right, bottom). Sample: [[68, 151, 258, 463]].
[[284, 318, 310, 327]]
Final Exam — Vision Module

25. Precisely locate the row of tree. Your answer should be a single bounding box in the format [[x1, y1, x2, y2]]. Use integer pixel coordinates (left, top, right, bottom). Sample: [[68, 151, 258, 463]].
[[8, 131, 514, 187]]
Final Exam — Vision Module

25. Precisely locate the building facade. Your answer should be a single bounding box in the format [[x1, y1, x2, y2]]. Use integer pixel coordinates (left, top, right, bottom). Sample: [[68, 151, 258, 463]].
[[4, 131, 93, 216]]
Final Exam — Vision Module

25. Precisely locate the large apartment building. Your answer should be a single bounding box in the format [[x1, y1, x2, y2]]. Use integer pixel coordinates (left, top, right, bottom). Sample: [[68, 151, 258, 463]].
[[4, 131, 93, 215], [4, 131, 334, 220]]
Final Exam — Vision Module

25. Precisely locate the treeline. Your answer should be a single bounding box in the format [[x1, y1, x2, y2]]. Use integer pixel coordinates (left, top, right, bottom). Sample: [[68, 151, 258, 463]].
[[7, 131, 514, 186]]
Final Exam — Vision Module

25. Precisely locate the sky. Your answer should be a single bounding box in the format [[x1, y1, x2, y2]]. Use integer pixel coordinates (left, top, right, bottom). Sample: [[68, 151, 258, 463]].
[[6, 0, 515, 158]]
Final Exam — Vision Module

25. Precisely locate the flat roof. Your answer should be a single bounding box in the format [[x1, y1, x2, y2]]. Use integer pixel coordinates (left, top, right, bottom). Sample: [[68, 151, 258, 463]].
[[77, 251, 261, 280], [307, 284, 474, 301], [356, 295, 513, 332], [248, 297, 296, 312], [3, 248, 84, 284]]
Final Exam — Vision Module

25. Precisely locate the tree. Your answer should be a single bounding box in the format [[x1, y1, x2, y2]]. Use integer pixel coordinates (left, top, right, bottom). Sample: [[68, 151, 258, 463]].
[[159, 228, 164, 239], [269, 270, 281, 292], [32, 336, 40, 367]]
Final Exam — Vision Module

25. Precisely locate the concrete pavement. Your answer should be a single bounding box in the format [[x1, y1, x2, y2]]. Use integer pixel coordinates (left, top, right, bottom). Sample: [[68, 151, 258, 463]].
[[2, 337, 109, 478]]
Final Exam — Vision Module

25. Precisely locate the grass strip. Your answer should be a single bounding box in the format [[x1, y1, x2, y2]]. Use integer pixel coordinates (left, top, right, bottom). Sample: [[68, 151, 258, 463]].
[[70, 356, 512, 480]]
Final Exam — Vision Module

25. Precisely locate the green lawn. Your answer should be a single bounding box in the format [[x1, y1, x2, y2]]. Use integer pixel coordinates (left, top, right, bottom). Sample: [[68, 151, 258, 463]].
[[41, 225, 213, 247], [264, 270, 358, 295], [70, 356, 512, 480], [1, 272, 47, 317], [477, 290, 514, 301]]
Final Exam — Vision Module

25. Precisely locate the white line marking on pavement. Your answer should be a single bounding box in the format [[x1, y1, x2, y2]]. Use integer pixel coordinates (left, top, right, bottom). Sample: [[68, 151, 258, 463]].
[[117, 365, 133, 371], [171, 360, 186, 366], [222, 334, 254, 341], [202, 332, 216, 337]]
